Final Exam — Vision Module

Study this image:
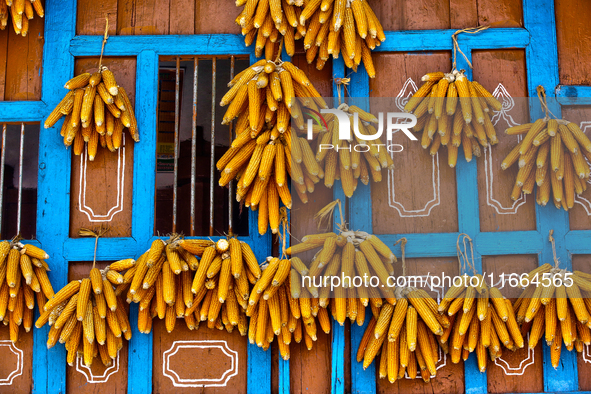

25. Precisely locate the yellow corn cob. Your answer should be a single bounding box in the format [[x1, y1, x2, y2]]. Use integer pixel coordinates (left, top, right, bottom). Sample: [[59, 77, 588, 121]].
[[64, 73, 91, 90]]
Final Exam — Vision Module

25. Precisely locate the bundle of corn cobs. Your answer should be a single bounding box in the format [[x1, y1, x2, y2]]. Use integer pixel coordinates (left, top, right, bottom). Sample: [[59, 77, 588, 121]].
[[247, 256, 332, 360], [234, 0, 384, 75], [44, 67, 139, 158], [0, 241, 54, 344], [515, 264, 591, 368], [307, 103, 394, 197], [438, 275, 523, 373], [405, 70, 502, 167], [0, 0, 44, 36], [129, 237, 258, 336], [218, 59, 326, 233], [287, 229, 397, 325], [501, 118, 591, 209], [36, 260, 133, 368], [357, 288, 444, 383]]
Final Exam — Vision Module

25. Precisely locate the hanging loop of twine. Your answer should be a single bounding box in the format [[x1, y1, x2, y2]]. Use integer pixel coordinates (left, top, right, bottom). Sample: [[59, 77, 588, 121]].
[[548, 229, 560, 268], [274, 38, 284, 64], [457, 233, 477, 276], [451, 25, 489, 71], [98, 15, 110, 71], [536, 85, 560, 121], [333, 76, 350, 105], [394, 237, 407, 277], [79, 226, 109, 269]]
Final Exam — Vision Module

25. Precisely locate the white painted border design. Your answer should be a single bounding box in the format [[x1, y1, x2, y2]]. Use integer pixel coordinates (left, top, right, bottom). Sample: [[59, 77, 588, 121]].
[[0, 341, 23, 385], [78, 133, 126, 222], [494, 333, 535, 375], [483, 84, 526, 214], [162, 340, 239, 387], [388, 78, 441, 217], [75, 352, 120, 383]]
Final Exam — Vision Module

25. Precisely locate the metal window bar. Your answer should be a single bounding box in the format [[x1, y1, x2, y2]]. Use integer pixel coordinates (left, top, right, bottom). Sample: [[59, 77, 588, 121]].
[[159, 56, 248, 236]]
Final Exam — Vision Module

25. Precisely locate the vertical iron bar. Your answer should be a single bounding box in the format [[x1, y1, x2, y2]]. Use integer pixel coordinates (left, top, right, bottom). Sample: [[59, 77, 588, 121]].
[[228, 56, 235, 235], [16, 123, 24, 236], [190, 57, 199, 236], [209, 58, 217, 236], [0, 125, 6, 239], [172, 57, 181, 233]]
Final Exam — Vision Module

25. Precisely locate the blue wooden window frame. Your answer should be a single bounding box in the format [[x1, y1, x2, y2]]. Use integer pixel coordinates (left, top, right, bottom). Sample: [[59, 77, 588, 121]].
[[0, 0, 589, 393]]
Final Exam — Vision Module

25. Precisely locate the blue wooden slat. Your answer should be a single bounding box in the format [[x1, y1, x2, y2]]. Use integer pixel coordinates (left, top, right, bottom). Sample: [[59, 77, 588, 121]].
[[347, 62, 378, 394], [556, 85, 591, 105], [32, 0, 77, 392], [0, 101, 47, 122], [126, 49, 159, 394], [565, 230, 591, 254], [474, 231, 544, 255], [375, 28, 530, 52], [70, 34, 255, 56], [524, 0, 578, 390], [278, 359, 290, 394]]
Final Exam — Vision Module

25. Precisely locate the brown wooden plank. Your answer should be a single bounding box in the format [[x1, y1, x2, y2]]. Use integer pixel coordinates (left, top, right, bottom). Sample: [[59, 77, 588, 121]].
[[69, 57, 136, 238], [25, 16, 43, 101], [472, 49, 536, 232], [67, 261, 128, 394], [378, 257, 463, 394], [194, 0, 241, 35], [371, 0, 450, 31], [169, 0, 195, 34], [0, 28, 8, 101], [152, 319, 248, 393], [117, 0, 170, 35], [560, 106, 591, 230], [476, 0, 523, 26], [369, 52, 459, 235], [5, 29, 31, 101], [482, 255, 542, 393], [289, 330, 332, 394], [572, 255, 591, 390], [449, 0, 478, 29], [555, 0, 591, 85], [76, 0, 118, 35], [0, 329, 33, 393]]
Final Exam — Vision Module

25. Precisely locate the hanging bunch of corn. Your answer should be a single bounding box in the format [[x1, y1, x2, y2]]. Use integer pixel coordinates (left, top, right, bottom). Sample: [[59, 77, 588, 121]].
[[0, 0, 44, 36], [308, 101, 394, 198], [404, 69, 501, 167], [235, 0, 300, 60], [357, 287, 444, 383], [44, 66, 140, 158], [438, 274, 522, 373], [131, 237, 258, 336], [514, 260, 591, 369], [35, 258, 133, 368], [500, 88, 591, 209], [0, 240, 54, 344], [297, 0, 384, 75], [218, 59, 327, 233], [246, 256, 332, 359]]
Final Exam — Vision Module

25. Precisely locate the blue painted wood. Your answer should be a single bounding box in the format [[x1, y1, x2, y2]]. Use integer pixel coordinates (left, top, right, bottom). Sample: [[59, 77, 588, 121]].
[[0, 101, 47, 121], [350, 308, 375, 394], [375, 29, 530, 52], [70, 34, 256, 56], [127, 302, 152, 393], [523, 0, 578, 390], [278, 359, 290, 394], [565, 230, 591, 254], [32, 0, 77, 392], [556, 85, 591, 105], [464, 352, 487, 394]]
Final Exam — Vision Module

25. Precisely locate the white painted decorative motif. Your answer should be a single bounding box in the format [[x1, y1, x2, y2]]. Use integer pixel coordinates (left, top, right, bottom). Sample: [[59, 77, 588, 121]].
[[163, 340, 239, 387], [78, 133, 126, 222], [483, 83, 526, 214], [389, 78, 441, 217], [0, 341, 23, 385], [494, 333, 535, 375], [574, 121, 591, 215], [582, 344, 591, 364], [75, 353, 120, 383]]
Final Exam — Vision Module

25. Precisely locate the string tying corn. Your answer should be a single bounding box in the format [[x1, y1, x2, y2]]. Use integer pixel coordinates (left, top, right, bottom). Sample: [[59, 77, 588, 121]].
[[501, 86, 590, 210], [218, 59, 326, 233], [0, 0, 44, 37]]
